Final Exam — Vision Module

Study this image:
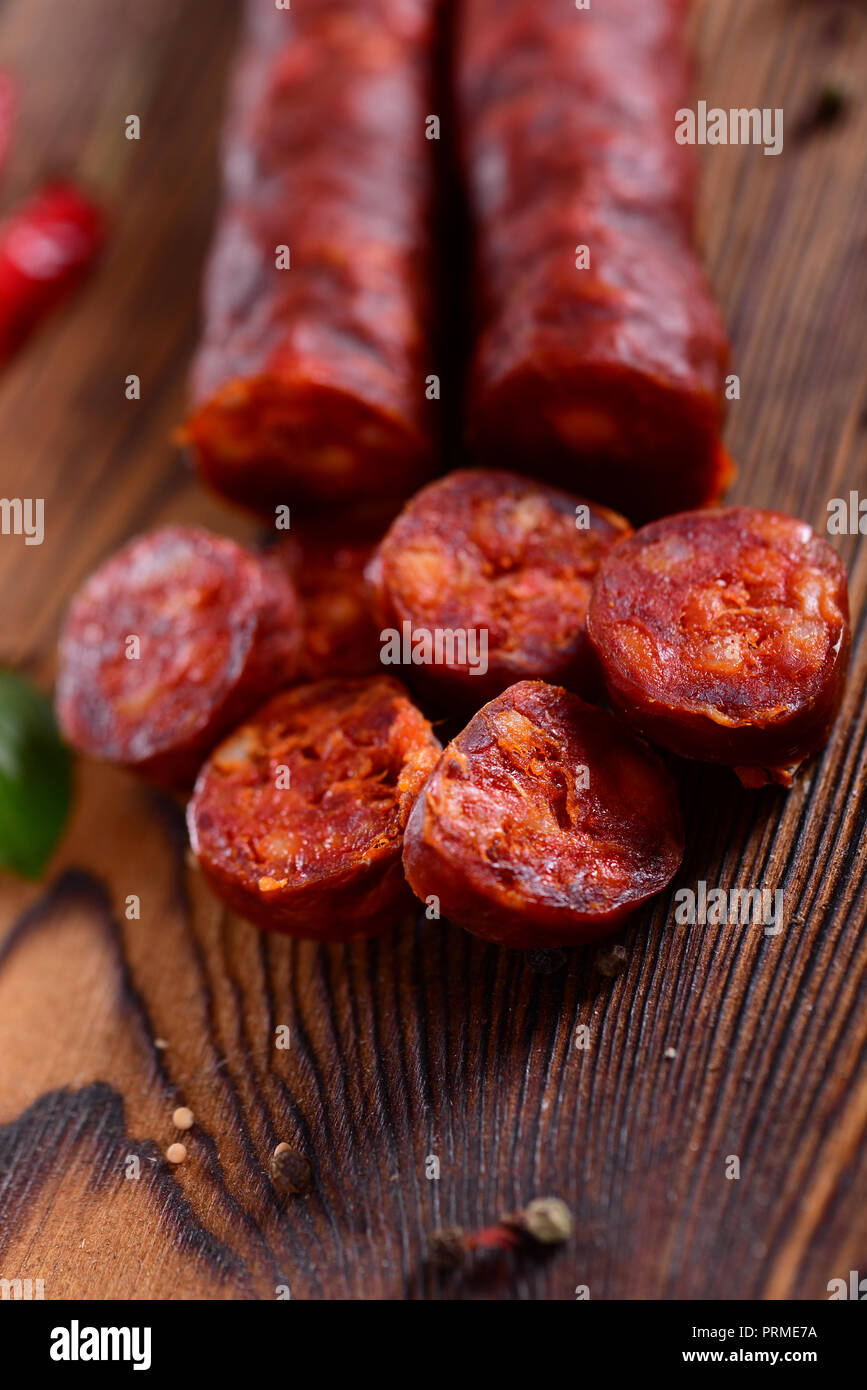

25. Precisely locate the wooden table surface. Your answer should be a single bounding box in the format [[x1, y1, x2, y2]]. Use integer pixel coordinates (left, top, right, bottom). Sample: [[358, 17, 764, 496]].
[[0, 0, 865, 1301]]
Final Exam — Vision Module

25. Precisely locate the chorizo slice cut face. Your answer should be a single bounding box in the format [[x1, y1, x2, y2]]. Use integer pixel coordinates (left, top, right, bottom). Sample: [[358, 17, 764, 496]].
[[56, 525, 300, 790], [365, 469, 631, 707], [586, 507, 850, 786], [276, 513, 385, 681], [187, 676, 441, 940], [402, 680, 683, 948]]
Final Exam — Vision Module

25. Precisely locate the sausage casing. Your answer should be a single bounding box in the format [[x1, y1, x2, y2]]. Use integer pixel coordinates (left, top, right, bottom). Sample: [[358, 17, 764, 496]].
[[185, 0, 439, 516], [458, 0, 731, 521]]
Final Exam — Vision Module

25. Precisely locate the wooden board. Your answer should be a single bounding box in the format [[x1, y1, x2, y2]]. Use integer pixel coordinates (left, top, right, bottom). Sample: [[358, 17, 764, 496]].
[[0, 0, 865, 1301]]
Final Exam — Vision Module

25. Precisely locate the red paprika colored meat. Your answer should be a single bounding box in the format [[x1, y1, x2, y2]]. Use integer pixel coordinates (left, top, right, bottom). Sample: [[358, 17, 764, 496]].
[[56, 526, 300, 791], [187, 676, 441, 939], [277, 513, 385, 680], [402, 680, 684, 947], [365, 469, 632, 707], [0, 181, 104, 366], [457, 0, 731, 521], [586, 508, 850, 787], [184, 0, 439, 517]]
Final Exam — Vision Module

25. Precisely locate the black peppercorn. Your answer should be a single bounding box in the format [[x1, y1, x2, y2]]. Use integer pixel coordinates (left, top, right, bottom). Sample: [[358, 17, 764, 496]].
[[270, 1144, 311, 1195]]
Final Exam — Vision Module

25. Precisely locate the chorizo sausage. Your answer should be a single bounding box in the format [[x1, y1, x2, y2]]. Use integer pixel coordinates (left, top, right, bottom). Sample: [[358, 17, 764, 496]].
[[183, 0, 439, 517], [187, 676, 441, 939], [457, 0, 731, 521], [402, 680, 684, 947], [277, 513, 385, 680], [365, 469, 631, 707], [56, 526, 300, 790], [586, 508, 851, 787]]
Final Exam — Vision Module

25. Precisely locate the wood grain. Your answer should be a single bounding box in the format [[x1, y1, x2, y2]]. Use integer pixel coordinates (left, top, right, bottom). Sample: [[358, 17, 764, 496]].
[[0, 0, 865, 1300]]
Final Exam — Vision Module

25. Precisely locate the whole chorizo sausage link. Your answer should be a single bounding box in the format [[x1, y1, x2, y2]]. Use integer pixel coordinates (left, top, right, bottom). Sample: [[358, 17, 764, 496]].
[[184, 0, 439, 517], [458, 0, 731, 522]]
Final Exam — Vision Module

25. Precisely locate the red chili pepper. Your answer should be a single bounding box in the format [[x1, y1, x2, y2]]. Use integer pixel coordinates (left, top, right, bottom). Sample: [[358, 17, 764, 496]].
[[0, 181, 105, 366]]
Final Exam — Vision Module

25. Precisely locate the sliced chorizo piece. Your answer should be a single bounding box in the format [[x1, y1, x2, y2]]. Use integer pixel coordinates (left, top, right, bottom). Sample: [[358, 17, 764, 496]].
[[277, 513, 384, 680], [458, 0, 731, 521], [56, 526, 300, 790], [188, 676, 441, 939], [183, 0, 439, 517], [365, 469, 631, 706], [586, 508, 850, 786], [402, 680, 683, 947]]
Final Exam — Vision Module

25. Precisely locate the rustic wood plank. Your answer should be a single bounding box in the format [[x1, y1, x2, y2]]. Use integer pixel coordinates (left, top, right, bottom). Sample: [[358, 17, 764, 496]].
[[0, 0, 865, 1300]]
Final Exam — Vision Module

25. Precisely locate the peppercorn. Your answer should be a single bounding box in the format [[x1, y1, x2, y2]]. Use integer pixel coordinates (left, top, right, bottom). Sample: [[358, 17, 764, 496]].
[[812, 80, 849, 127], [518, 1196, 573, 1244], [270, 1145, 311, 1195], [797, 78, 851, 139]]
